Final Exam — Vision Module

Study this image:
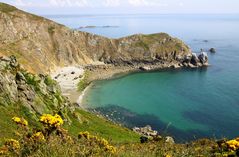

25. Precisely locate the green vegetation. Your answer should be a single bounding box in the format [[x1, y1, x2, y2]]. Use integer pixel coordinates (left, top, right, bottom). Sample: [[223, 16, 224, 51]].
[[44, 75, 57, 86], [0, 3, 17, 13], [135, 41, 149, 50], [66, 109, 140, 144], [0, 56, 238, 156], [48, 26, 55, 35], [77, 71, 90, 92], [128, 33, 188, 60]]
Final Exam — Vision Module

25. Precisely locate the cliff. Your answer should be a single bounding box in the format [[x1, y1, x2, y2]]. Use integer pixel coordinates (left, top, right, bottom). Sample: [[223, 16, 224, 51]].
[[0, 2, 192, 74]]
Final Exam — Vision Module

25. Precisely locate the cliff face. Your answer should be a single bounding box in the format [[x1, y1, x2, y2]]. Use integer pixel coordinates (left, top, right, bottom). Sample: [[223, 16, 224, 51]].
[[0, 3, 192, 74], [0, 55, 70, 114]]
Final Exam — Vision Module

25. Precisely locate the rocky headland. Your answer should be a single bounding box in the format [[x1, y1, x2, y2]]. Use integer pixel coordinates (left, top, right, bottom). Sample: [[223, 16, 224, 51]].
[[0, 2, 209, 104], [0, 3, 208, 76]]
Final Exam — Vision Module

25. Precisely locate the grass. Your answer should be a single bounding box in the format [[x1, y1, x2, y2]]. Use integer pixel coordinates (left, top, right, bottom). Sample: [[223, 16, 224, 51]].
[[48, 26, 55, 35], [77, 71, 90, 92], [0, 103, 220, 157], [0, 101, 140, 145], [66, 109, 140, 144], [0, 3, 17, 13], [0, 55, 234, 156]]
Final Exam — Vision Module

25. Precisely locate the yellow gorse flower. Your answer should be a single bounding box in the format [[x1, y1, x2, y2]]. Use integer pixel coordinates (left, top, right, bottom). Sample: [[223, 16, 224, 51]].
[[39, 114, 63, 128], [78, 131, 90, 139], [78, 131, 117, 154], [0, 147, 8, 155], [12, 117, 28, 126], [31, 132, 45, 142], [105, 145, 117, 154], [4, 139, 20, 150], [226, 138, 239, 151]]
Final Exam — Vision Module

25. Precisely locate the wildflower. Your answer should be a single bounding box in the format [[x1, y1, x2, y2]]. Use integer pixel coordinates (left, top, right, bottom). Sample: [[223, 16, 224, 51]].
[[99, 138, 109, 146], [12, 117, 28, 126], [31, 132, 45, 142], [105, 145, 117, 154], [40, 114, 63, 128], [4, 139, 20, 151], [78, 131, 116, 154], [226, 138, 239, 151], [0, 147, 8, 155]]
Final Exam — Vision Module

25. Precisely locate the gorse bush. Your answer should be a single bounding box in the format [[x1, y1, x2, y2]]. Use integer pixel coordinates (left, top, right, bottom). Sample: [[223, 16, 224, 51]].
[[0, 113, 118, 156], [78, 131, 116, 154]]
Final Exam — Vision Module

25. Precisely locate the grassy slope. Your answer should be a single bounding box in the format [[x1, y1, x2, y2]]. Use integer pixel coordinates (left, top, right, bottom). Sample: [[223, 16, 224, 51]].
[[0, 104, 140, 145], [0, 3, 233, 156], [68, 109, 140, 144], [0, 103, 217, 157], [0, 3, 17, 13]]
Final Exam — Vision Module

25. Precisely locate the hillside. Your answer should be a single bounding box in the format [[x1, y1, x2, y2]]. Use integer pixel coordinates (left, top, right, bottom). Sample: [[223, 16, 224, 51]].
[[0, 3, 232, 157], [0, 56, 235, 157], [0, 3, 194, 74]]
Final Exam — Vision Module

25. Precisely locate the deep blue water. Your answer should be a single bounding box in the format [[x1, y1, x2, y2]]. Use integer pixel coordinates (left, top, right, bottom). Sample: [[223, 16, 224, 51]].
[[47, 14, 239, 141]]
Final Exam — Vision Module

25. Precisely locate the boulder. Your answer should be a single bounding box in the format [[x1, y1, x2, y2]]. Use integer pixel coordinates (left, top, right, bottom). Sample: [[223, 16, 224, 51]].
[[139, 66, 151, 71], [171, 64, 181, 69], [198, 52, 208, 64], [209, 48, 216, 53], [183, 54, 192, 63], [190, 53, 199, 65], [133, 125, 158, 137], [165, 136, 175, 144], [9, 55, 19, 68], [140, 136, 148, 143], [188, 63, 196, 68]]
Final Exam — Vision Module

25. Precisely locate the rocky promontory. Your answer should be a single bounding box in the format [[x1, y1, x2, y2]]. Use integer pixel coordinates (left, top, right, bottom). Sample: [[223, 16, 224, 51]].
[[0, 2, 208, 76]]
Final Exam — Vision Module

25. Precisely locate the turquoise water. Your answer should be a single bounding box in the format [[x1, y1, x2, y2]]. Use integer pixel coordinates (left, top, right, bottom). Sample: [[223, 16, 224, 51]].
[[47, 14, 239, 141]]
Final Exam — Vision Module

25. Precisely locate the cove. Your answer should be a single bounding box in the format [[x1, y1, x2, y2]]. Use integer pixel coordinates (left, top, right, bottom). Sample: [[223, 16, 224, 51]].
[[82, 66, 239, 142], [54, 13, 239, 142]]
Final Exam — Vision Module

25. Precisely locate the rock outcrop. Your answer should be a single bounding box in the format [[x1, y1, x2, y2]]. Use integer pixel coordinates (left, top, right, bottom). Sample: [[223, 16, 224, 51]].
[[198, 52, 208, 64], [209, 48, 216, 53], [133, 125, 158, 137], [0, 55, 70, 114], [0, 2, 205, 74]]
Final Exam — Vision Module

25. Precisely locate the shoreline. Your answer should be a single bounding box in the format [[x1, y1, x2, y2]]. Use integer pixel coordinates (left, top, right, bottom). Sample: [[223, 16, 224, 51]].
[[77, 60, 209, 107], [76, 83, 92, 108], [50, 54, 209, 107]]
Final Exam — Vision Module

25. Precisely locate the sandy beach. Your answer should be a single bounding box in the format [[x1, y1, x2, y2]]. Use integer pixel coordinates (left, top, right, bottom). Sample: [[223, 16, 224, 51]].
[[51, 66, 84, 103]]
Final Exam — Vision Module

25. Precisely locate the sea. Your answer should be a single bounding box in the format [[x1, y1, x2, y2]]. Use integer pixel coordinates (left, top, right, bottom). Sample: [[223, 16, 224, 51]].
[[46, 14, 239, 142]]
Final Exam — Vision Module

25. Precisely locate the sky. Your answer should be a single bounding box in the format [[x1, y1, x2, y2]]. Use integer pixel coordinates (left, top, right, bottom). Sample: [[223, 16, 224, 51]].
[[1, 0, 239, 15]]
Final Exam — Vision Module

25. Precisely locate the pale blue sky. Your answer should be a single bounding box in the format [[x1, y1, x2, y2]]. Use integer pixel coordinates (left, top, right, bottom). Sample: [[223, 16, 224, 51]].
[[1, 0, 239, 14]]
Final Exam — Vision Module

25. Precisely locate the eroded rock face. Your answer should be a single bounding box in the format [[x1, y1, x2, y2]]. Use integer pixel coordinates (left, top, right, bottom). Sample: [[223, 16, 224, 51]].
[[0, 55, 70, 114], [0, 3, 193, 74]]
